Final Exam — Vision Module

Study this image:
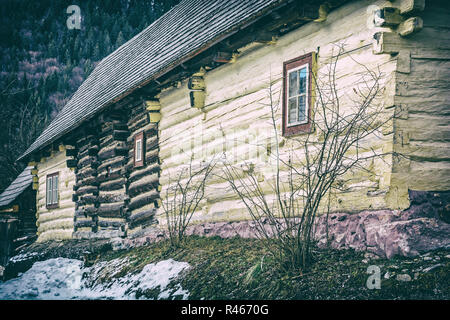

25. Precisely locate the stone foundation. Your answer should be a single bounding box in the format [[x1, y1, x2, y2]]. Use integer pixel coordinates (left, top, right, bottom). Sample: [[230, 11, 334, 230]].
[[119, 190, 450, 258]]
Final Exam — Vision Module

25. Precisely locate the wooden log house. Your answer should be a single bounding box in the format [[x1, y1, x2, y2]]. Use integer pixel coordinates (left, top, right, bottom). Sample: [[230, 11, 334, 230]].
[[15, 0, 450, 242]]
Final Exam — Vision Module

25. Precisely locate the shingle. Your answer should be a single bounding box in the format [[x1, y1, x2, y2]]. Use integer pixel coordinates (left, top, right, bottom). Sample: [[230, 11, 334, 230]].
[[0, 167, 33, 207], [18, 0, 284, 161]]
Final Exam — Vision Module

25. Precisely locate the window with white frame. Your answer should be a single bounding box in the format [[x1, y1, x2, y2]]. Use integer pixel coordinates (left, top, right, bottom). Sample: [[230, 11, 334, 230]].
[[134, 131, 145, 167], [135, 138, 142, 161], [287, 64, 308, 126], [283, 52, 314, 136]]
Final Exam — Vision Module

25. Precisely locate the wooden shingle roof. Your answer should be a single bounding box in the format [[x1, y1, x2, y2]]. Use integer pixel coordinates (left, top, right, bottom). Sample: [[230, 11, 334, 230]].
[[18, 0, 286, 161], [0, 167, 33, 208]]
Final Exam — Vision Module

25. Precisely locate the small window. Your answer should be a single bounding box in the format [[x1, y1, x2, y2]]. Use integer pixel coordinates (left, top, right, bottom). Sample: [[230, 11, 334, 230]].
[[46, 172, 59, 209], [135, 139, 142, 162], [283, 52, 314, 136], [134, 131, 145, 167]]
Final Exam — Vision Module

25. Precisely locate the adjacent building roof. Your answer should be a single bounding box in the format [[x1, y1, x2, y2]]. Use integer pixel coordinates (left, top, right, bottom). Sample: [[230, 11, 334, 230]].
[[18, 0, 287, 161], [0, 167, 34, 208]]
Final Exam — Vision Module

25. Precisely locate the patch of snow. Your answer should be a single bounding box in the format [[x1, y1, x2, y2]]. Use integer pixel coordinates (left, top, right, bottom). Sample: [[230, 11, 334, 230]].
[[422, 264, 443, 273], [8, 251, 40, 264], [0, 258, 84, 299], [0, 257, 190, 300]]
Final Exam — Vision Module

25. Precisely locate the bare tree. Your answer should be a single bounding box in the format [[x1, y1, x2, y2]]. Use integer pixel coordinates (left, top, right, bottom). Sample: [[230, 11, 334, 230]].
[[162, 154, 216, 248], [0, 80, 49, 192], [222, 44, 393, 271]]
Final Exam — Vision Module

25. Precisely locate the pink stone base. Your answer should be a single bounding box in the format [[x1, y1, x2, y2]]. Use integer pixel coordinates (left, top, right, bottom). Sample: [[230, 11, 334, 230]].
[[120, 191, 450, 259]]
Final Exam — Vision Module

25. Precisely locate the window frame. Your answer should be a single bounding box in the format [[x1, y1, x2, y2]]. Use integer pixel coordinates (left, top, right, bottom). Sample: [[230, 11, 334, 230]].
[[134, 131, 145, 168], [282, 52, 314, 137], [46, 172, 59, 209]]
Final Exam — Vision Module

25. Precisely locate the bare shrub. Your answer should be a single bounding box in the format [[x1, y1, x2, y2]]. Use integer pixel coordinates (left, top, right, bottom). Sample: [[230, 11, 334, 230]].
[[162, 154, 216, 248], [222, 44, 393, 271]]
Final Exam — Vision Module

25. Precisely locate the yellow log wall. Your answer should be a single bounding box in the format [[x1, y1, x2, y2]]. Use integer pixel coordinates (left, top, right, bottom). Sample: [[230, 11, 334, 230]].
[[36, 150, 76, 242], [387, 1, 450, 208], [158, 0, 400, 226]]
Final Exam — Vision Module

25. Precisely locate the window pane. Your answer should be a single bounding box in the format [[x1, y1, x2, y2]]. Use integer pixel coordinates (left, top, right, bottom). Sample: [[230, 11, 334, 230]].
[[299, 68, 307, 94], [138, 141, 142, 160], [298, 95, 306, 122], [135, 139, 142, 162], [135, 141, 138, 161], [47, 177, 52, 205], [288, 97, 297, 124], [288, 71, 298, 98], [52, 176, 58, 205]]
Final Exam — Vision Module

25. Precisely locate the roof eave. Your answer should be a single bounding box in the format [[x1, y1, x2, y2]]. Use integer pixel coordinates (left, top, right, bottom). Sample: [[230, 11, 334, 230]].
[[17, 0, 292, 163]]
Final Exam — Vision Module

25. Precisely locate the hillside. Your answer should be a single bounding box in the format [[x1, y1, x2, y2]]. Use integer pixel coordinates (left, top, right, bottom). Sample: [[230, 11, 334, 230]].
[[1, 236, 449, 299], [0, 0, 179, 192]]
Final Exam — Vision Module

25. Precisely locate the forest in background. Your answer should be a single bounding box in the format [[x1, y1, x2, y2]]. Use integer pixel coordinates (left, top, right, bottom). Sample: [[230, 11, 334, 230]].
[[0, 0, 180, 193]]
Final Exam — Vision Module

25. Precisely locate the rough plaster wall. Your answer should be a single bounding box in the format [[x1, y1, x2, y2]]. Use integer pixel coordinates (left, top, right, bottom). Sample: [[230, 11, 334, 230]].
[[388, 1, 450, 209], [36, 150, 76, 242], [158, 0, 398, 225]]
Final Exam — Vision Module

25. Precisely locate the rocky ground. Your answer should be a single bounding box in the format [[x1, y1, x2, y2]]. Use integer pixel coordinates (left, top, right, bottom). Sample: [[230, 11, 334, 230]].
[[2, 236, 448, 299], [1, 190, 448, 299], [120, 190, 450, 260]]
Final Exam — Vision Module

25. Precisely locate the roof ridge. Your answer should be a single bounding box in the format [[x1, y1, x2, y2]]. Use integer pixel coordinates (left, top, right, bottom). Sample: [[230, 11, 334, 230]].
[[18, 0, 283, 161]]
